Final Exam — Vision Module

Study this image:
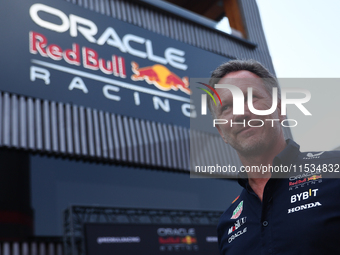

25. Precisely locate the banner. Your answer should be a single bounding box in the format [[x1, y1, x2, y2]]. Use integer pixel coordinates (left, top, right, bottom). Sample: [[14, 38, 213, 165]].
[[0, 0, 230, 127], [84, 223, 219, 255]]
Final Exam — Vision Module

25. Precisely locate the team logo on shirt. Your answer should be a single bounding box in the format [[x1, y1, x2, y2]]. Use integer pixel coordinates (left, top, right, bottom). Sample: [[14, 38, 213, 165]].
[[231, 201, 243, 219], [228, 217, 247, 235], [288, 201, 322, 214], [290, 189, 318, 203], [289, 175, 322, 190], [232, 195, 240, 204], [289, 171, 321, 181], [303, 151, 324, 160]]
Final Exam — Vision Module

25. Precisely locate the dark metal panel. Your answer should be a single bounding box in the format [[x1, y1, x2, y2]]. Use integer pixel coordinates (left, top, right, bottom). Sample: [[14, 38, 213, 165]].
[[194, 129, 205, 167], [154, 12, 161, 34], [11, 94, 19, 147], [116, 115, 127, 161], [179, 17, 188, 44], [197, 130, 211, 167], [128, 117, 139, 163], [167, 16, 175, 40], [35, 99, 43, 150], [122, 116, 133, 162], [72, 105, 81, 155], [178, 127, 190, 170], [149, 8, 157, 33], [3, 93, 11, 146], [167, 124, 177, 169], [212, 135, 225, 168], [194, 25, 202, 49], [94, 0, 100, 13], [109, 0, 116, 18], [51, 101, 58, 152], [174, 18, 182, 41], [182, 23, 192, 45], [65, 104, 73, 154], [211, 32, 220, 54], [27, 97, 35, 150], [161, 14, 170, 37], [189, 129, 200, 168], [58, 103, 66, 154], [191, 131, 207, 166], [201, 28, 210, 50], [158, 13, 168, 38], [114, 0, 122, 20], [103, 0, 111, 16], [43, 100, 51, 151], [217, 138, 235, 168], [151, 122, 161, 166], [182, 127, 190, 171], [79, 106, 88, 156], [88, 0, 94, 11], [188, 24, 197, 47], [202, 133, 218, 165], [134, 119, 144, 164], [174, 19, 183, 42], [129, 1, 139, 26], [140, 120, 150, 165], [172, 126, 182, 169], [104, 112, 114, 159], [145, 121, 156, 165], [142, 8, 152, 31], [119, 0, 127, 22], [156, 123, 167, 168], [86, 107, 95, 157], [206, 133, 219, 167], [110, 113, 121, 160], [209, 30, 218, 54], [99, 111, 108, 159], [177, 126, 187, 170], [92, 109, 102, 157], [124, 1, 133, 23], [19, 101, 30, 142], [135, 4, 143, 27], [214, 32, 223, 55], [162, 123, 172, 168]]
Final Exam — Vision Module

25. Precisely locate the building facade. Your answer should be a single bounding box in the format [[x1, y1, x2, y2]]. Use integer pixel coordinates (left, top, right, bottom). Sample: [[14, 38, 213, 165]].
[[0, 0, 289, 253]]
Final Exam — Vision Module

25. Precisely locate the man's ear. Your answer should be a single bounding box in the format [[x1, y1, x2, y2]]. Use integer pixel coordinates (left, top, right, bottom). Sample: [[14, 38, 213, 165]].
[[215, 124, 228, 144]]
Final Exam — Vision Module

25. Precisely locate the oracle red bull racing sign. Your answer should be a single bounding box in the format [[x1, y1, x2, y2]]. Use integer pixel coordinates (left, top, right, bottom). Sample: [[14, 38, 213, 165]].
[[0, 0, 230, 126]]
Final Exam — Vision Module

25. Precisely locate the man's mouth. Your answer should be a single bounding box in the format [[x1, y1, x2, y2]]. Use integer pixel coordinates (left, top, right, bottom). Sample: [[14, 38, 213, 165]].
[[236, 126, 252, 135]]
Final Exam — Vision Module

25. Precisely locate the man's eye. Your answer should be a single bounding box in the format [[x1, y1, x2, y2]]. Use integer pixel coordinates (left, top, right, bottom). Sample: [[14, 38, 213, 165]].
[[221, 105, 229, 112]]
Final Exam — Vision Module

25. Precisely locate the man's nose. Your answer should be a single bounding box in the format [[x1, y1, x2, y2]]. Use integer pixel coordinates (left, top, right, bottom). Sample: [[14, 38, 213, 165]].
[[234, 101, 251, 122]]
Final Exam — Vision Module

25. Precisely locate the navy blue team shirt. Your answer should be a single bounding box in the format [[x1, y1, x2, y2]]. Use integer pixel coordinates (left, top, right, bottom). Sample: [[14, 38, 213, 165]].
[[217, 139, 340, 255]]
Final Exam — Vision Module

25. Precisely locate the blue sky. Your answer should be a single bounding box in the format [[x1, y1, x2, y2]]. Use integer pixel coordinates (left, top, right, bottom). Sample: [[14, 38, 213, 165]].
[[256, 0, 340, 78], [256, 0, 340, 151]]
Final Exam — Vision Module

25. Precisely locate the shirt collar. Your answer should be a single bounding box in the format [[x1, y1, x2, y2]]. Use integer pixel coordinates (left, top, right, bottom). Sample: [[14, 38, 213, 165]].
[[238, 139, 301, 189]]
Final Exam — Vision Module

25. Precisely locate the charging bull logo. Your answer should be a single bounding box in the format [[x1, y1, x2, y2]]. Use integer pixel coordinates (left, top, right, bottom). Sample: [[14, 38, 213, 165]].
[[181, 236, 197, 245], [131, 62, 191, 95]]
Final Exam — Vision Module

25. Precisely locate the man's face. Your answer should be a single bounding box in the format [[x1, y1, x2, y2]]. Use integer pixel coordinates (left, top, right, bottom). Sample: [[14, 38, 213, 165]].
[[213, 70, 285, 156]]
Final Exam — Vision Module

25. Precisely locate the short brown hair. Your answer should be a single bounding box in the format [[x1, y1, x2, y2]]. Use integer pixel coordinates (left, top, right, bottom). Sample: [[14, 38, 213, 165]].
[[208, 59, 280, 117]]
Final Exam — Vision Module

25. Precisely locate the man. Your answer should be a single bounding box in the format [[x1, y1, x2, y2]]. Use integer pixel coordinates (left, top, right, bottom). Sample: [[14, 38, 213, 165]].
[[208, 60, 340, 255]]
